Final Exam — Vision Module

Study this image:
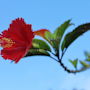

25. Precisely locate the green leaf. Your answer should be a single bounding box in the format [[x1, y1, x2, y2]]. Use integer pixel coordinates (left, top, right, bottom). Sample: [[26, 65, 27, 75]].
[[84, 52, 90, 62], [86, 58, 90, 62], [80, 61, 90, 68], [84, 51, 90, 58], [32, 39, 51, 51], [69, 59, 78, 69], [45, 31, 57, 50], [25, 39, 51, 57], [54, 20, 71, 46], [44, 20, 71, 56], [61, 23, 90, 51], [25, 49, 50, 57]]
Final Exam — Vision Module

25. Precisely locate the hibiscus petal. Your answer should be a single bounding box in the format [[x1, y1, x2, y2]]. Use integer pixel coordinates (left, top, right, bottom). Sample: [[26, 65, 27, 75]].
[[1, 47, 27, 63], [8, 18, 34, 42], [34, 29, 49, 38], [0, 18, 34, 63]]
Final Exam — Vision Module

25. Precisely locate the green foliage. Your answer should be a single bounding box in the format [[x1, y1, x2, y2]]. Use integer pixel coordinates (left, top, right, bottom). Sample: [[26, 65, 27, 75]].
[[84, 51, 90, 61], [61, 23, 90, 51], [86, 58, 90, 62], [25, 39, 50, 57], [44, 31, 59, 55], [69, 59, 78, 69], [44, 20, 72, 56], [80, 61, 90, 68], [53, 19, 71, 48], [25, 20, 90, 73], [25, 49, 50, 57], [84, 51, 90, 58], [32, 39, 51, 51], [44, 31, 55, 48]]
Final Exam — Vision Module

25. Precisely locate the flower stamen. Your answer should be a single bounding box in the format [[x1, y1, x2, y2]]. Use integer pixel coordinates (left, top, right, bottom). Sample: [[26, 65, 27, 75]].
[[0, 37, 15, 48]]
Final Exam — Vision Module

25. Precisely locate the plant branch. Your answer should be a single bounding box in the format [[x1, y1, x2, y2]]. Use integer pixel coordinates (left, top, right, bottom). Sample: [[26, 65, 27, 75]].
[[49, 48, 90, 73], [60, 48, 67, 60], [49, 56, 59, 62], [58, 59, 90, 73]]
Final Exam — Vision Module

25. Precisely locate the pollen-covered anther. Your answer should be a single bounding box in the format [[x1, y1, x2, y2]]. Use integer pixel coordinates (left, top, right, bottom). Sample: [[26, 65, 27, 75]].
[[0, 37, 15, 48]]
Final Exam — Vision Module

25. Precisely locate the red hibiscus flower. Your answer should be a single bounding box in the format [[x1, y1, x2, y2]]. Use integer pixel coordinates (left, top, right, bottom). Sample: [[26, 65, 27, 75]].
[[0, 18, 49, 63], [0, 18, 34, 63]]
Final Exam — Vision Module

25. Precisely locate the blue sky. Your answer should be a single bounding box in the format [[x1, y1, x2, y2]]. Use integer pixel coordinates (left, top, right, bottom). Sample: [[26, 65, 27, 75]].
[[0, 0, 90, 90]]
